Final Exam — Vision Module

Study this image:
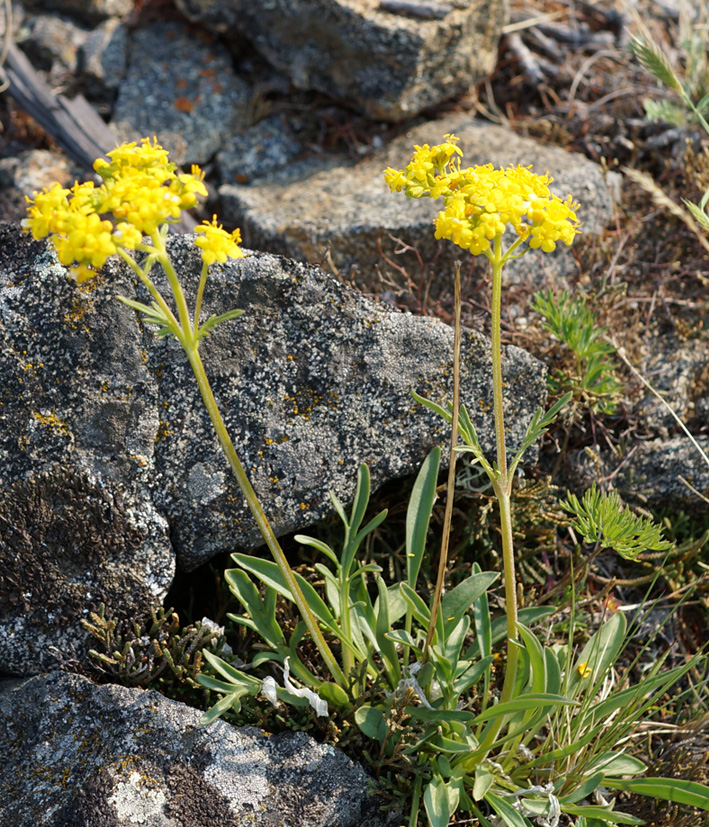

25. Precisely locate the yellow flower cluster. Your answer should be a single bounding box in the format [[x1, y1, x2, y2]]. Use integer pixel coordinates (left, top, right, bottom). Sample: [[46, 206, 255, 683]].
[[23, 138, 243, 282], [384, 134, 580, 257], [194, 216, 245, 265]]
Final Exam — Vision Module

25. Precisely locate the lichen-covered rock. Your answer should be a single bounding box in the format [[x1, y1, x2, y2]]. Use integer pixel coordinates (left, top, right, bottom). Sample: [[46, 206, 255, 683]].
[[0, 225, 174, 674], [0, 223, 545, 582], [219, 112, 615, 293], [145, 234, 546, 570], [175, 0, 505, 121], [110, 21, 251, 165], [0, 671, 394, 827]]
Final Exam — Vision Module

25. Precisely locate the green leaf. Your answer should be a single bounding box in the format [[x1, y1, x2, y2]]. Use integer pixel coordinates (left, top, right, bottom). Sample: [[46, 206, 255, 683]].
[[559, 773, 605, 804], [561, 485, 673, 559], [232, 553, 338, 633], [375, 575, 402, 684], [588, 753, 647, 778], [508, 392, 572, 477], [354, 705, 386, 741], [399, 582, 431, 627], [604, 778, 709, 811], [294, 535, 339, 567], [405, 707, 475, 723], [441, 571, 499, 632], [473, 767, 494, 801], [406, 448, 440, 590], [572, 611, 626, 689], [472, 693, 578, 724], [424, 774, 459, 827], [318, 680, 350, 710], [562, 803, 644, 824], [485, 792, 534, 827], [224, 568, 284, 648], [200, 691, 243, 724], [196, 308, 244, 340], [517, 624, 546, 695]]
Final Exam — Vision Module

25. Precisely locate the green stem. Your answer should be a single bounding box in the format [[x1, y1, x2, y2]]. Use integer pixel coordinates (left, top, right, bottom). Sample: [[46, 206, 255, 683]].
[[193, 262, 209, 337], [183, 343, 346, 687], [472, 236, 519, 756], [423, 261, 462, 661], [126, 235, 346, 688]]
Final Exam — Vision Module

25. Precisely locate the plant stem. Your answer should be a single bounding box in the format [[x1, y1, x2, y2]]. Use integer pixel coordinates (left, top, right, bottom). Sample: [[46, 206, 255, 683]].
[[183, 343, 346, 686], [423, 262, 462, 660], [134, 240, 346, 688], [474, 236, 519, 756]]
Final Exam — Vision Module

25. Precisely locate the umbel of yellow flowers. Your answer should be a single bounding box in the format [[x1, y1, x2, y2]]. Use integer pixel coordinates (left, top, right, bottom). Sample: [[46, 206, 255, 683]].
[[22, 137, 243, 282], [384, 134, 580, 257]]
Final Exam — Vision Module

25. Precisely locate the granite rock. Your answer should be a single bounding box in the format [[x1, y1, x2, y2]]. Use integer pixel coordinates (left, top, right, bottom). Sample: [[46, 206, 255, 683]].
[[219, 111, 616, 294], [0, 224, 546, 580], [0, 225, 174, 674], [175, 0, 506, 121], [110, 21, 251, 165], [0, 670, 394, 827]]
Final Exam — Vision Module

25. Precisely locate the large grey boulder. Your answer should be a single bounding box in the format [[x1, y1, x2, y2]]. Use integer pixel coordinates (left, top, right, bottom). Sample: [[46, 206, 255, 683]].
[[110, 21, 251, 165], [0, 226, 174, 675], [0, 671, 393, 827], [219, 112, 616, 293], [175, 0, 506, 121], [0, 224, 545, 673]]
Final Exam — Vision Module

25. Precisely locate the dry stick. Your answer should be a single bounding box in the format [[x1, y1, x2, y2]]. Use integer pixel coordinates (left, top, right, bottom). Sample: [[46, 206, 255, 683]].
[[423, 261, 462, 660]]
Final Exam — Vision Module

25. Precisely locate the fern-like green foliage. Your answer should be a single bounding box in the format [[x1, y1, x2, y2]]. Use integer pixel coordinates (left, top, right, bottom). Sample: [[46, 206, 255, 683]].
[[561, 484, 674, 559], [532, 289, 622, 415]]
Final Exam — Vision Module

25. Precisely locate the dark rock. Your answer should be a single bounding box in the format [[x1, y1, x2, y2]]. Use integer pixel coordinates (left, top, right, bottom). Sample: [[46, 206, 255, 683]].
[[217, 113, 305, 185], [0, 670, 394, 826], [0, 225, 174, 674], [0, 224, 546, 580], [110, 21, 251, 165], [79, 17, 128, 101], [174, 0, 506, 121]]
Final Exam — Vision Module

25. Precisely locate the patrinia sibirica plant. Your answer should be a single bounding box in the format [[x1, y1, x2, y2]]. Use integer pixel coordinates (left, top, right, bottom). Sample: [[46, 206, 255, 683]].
[[24, 137, 709, 827]]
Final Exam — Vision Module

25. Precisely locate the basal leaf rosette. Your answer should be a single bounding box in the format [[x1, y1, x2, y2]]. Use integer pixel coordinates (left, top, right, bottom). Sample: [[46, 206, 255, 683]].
[[21, 137, 238, 282], [384, 134, 580, 258]]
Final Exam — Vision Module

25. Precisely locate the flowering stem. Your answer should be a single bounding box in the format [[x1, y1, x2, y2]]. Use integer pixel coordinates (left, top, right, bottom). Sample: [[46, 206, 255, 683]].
[[475, 235, 518, 755], [423, 261, 462, 661], [181, 343, 345, 687], [124, 240, 346, 689]]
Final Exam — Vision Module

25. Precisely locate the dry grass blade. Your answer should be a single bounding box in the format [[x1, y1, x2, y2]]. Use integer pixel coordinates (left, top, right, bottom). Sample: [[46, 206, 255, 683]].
[[623, 166, 709, 256]]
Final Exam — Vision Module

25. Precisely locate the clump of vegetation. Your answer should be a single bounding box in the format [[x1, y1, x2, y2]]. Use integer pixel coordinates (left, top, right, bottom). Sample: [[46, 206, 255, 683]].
[[83, 604, 228, 691], [532, 289, 623, 416]]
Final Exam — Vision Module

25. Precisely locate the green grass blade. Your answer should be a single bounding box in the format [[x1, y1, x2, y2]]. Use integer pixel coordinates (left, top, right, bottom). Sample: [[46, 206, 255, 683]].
[[604, 778, 709, 810]]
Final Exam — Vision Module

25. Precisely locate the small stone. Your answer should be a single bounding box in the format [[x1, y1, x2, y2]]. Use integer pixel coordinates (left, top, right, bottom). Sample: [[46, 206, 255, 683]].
[[0, 671, 396, 826]]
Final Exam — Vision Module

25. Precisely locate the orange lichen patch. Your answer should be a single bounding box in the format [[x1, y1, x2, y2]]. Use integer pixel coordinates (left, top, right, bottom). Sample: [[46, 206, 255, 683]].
[[174, 97, 196, 113], [199, 68, 217, 78]]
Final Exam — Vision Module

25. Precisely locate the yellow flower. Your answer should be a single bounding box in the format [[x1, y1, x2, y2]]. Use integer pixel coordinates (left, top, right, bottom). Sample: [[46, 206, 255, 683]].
[[22, 183, 71, 240], [194, 215, 245, 265], [385, 136, 580, 258], [577, 661, 592, 679]]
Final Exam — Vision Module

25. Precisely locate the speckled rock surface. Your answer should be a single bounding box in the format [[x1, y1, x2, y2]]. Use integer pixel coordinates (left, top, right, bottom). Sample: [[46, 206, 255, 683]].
[[174, 0, 505, 122], [566, 436, 709, 514], [110, 21, 251, 165], [0, 224, 546, 580], [0, 225, 174, 675], [0, 671, 393, 827], [219, 111, 616, 293], [141, 234, 547, 570]]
